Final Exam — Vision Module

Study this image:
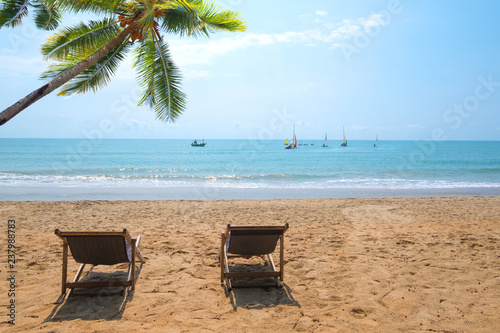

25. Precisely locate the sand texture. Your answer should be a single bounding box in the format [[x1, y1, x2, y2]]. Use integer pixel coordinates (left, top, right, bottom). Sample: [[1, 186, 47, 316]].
[[1, 196, 499, 332]]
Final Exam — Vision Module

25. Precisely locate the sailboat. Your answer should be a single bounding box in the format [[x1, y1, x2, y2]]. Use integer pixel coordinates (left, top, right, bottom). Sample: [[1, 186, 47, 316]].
[[285, 124, 297, 149], [373, 134, 378, 147], [311, 139, 315, 146], [322, 133, 328, 147], [340, 127, 347, 146], [284, 138, 289, 145]]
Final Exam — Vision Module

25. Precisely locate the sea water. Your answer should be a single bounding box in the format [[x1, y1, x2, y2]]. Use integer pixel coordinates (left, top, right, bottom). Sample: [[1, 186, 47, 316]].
[[0, 138, 499, 200]]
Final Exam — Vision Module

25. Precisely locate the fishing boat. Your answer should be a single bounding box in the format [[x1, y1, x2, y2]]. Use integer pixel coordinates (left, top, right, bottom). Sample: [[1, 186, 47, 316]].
[[322, 133, 328, 147], [284, 138, 289, 145], [285, 124, 297, 149], [340, 127, 347, 147], [191, 139, 206, 147], [373, 134, 378, 147]]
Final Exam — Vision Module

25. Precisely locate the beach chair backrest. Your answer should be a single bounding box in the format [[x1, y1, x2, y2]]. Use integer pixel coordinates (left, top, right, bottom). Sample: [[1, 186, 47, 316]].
[[227, 228, 285, 256], [66, 235, 130, 265]]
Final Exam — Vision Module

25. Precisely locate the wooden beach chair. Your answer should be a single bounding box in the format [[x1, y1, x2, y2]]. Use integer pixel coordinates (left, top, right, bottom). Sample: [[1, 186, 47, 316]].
[[220, 224, 289, 290], [54, 229, 145, 297]]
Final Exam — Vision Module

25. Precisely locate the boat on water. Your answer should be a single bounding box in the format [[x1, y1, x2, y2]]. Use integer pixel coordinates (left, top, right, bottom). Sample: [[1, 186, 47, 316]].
[[284, 138, 289, 145], [374, 134, 378, 147], [191, 139, 206, 147], [322, 133, 328, 147], [285, 124, 298, 149], [340, 127, 347, 147], [311, 139, 315, 146]]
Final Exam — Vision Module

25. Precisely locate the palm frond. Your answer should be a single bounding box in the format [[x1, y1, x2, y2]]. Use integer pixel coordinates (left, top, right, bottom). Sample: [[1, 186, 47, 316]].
[[158, 0, 245, 37], [41, 17, 122, 61], [39, 57, 80, 81], [137, 0, 155, 31], [195, 1, 246, 33], [42, 0, 126, 15], [32, 0, 61, 30], [134, 32, 186, 122], [0, 0, 30, 28], [41, 39, 131, 96], [156, 0, 202, 37]]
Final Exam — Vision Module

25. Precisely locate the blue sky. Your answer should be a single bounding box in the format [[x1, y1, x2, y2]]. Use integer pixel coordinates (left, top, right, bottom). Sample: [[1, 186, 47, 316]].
[[1, 0, 499, 140]]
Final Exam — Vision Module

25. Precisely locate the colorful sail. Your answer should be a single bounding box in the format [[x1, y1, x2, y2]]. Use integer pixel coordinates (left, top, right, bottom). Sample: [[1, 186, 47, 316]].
[[341, 127, 347, 146], [293, 123, 297, 148], [286, 124, 298, 149]]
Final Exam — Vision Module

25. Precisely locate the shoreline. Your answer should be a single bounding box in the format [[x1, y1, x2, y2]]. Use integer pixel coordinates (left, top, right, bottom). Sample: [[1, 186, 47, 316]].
[[1, 185, 499, 201], [1, 196, 499, 332]]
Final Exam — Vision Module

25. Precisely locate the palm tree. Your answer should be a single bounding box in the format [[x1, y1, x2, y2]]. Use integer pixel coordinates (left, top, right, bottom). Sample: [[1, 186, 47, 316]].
[[0, 0, 246, 126]]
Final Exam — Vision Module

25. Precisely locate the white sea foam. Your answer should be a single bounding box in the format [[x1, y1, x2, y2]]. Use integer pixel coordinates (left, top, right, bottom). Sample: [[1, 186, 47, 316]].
[[1, 172, 499, 190]]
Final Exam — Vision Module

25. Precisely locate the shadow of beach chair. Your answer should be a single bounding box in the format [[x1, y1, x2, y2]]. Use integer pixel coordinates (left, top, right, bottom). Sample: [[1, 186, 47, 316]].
[[220, 223, 289, 290], [54, 229, 145, 298]]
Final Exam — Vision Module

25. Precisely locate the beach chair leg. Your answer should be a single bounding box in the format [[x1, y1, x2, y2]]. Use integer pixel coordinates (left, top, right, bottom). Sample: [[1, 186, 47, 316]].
[[133, 236, 146, 263], [136, 250, 146, 264], [267, 254, 281, 288], [61, 242, 68, 295], [223, 250, 232, 290], [65, 263, 86, 300], [279, 234, 285, 283], [220, 232, 225, 283], [224, 258, 232, 290], [221, 231, 233, 290], [129, 239, 136, 292]]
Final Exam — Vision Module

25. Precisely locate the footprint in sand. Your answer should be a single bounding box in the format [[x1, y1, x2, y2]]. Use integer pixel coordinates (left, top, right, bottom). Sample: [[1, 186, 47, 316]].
[[350, 308, 367, 319]]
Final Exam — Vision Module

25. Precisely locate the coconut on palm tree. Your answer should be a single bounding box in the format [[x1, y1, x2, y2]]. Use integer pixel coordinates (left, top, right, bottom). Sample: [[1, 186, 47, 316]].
[[0, 0, 246, 126]]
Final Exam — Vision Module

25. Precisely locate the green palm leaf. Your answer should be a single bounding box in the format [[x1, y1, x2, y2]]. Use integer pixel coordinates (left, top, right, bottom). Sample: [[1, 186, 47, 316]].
[[39, 57, 79, 80], [156, 0, 200, 37], [195, 0, 246, 33], [32, 0, 61, 30], [42, 0, 127, 15], [0, 0, 61, 30], [41, 18, 122, 61], [158, 0, 245, 37], [134, 34, 186, 122], [0, 0, 30, 28]]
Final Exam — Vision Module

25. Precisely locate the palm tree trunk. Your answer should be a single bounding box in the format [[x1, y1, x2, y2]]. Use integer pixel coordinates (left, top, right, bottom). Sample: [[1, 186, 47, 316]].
[[0, 23, 137, 126]]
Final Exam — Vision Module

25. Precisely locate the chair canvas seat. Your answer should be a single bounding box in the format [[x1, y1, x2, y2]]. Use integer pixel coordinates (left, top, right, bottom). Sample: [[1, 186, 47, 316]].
[[55, 229, 145, 299], [65, 235, 131, 265], [220, 224, 289, 290]]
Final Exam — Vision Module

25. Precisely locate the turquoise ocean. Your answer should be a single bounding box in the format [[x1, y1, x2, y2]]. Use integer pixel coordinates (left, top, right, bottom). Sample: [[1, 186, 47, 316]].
[[1, 138, 499, 200]]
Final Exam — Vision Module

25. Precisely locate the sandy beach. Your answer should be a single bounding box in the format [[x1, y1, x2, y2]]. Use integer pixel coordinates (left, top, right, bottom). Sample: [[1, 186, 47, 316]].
[[1, 196, 499, 332]]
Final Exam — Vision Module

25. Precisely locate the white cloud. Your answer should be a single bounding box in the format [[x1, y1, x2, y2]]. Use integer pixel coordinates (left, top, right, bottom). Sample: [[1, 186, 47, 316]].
[[0, 54, 46, 77], [185, 70, 210, 80], [316, 10, 328, 17], [169, 13, 390, 66], [361, 14, 387, 30]]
